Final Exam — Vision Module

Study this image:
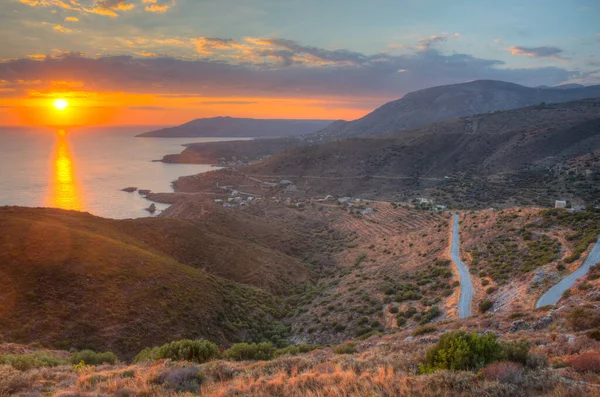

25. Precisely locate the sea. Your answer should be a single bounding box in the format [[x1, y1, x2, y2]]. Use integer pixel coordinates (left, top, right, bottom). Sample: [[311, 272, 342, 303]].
[[0, 126, 248, 219]]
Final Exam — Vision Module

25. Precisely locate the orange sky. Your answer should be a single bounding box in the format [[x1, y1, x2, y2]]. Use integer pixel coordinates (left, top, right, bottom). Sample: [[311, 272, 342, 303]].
[[0, 92, 375, 126]]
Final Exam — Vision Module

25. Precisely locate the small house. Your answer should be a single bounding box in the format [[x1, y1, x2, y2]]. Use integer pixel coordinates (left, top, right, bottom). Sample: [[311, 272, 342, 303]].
[[555, 200, 567, 209]]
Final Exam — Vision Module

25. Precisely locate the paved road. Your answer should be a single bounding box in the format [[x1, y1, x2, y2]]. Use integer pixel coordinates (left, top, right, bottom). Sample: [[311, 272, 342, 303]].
[[536, 238, 600, 308], [450, 213, 473, 318]]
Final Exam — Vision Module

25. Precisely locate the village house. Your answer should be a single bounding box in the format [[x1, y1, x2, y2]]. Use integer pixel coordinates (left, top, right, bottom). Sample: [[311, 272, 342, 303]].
[[555, 200, 567, 209]]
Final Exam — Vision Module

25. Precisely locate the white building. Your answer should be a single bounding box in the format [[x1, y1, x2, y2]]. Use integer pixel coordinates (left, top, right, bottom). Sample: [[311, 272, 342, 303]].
[[555, 200, 567, 209]]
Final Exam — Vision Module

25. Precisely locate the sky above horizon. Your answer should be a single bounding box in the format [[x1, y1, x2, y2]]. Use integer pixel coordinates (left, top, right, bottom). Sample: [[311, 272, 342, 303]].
[[1, 0, 599, 126]]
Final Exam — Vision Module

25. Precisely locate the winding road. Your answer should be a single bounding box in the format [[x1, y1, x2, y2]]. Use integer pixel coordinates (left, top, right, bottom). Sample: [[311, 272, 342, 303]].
[[536, 238, 600, 308], [450, 213, 473, 318]]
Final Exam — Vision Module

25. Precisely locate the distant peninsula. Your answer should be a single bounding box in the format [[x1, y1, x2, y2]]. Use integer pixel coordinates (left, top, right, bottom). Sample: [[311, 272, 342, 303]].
[[136, 116, 336, 138]]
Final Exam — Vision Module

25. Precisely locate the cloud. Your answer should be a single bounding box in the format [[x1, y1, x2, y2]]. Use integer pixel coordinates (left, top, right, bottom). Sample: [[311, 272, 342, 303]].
[[417, 33, 460, 51], [0, 43, 583, 102], [191, 37, 241, 55], [200, 100, 258, 105], [507, 45, 567, 59], [53, 24, 72, 33], [18, 0, 169, 17], [91, 0, 135, 17], [65, 16, 79, 21], [143, 0, 175, 13]]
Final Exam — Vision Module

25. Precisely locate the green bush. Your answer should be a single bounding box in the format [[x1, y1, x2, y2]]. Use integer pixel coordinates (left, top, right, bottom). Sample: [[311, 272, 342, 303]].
[[500, 339, 530, 364], [396, 315, 407, 327], [419, 331, 501, 373], [68, 350, 117, 366], [412, 325, 437, 337], [274, 345, 319, 357], [333, 343, 356, 355], [0, 352, 66, 371], [479, 300, 494, 313], [419, 306, 441, 325], [134, 339, 219, 364], [223, 342, 275, 361]]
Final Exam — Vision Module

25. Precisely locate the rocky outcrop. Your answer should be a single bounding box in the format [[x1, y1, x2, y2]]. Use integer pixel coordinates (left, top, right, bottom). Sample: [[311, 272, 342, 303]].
[[533, 316, 553, 330], [122, 187, 138, 193], [509, 320, 533, 333], [145, 203, 157, 214]]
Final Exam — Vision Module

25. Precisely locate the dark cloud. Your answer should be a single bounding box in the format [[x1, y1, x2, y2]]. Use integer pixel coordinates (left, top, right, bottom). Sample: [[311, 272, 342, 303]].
[[508, 45, 566, 59], [255, 38, 369, 65], [0, 43, 580, 100]]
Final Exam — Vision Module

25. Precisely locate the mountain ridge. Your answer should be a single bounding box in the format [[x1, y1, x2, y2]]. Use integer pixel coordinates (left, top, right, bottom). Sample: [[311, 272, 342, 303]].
[[137, 117, 337, 138]]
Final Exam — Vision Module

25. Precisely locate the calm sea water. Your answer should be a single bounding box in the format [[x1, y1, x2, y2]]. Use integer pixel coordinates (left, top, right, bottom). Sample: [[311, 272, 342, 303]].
[[0, 127, 247, 219]]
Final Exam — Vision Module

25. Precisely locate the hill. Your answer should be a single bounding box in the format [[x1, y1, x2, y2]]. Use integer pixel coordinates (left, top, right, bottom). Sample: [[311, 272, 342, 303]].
[[232, 98, 600, 207], [137, 117, 336, 138], [160, 80, 600, 165], [309, 80, 600, 141], [0, 207, 313, 357]]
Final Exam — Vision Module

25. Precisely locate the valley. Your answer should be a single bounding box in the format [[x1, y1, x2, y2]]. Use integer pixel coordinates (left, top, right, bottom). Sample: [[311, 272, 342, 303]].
[[1, 81, 599, 397]]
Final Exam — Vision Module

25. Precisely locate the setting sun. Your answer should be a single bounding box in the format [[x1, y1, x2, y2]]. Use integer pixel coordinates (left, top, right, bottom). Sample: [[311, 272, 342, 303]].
[[53, 98, 69, 111]]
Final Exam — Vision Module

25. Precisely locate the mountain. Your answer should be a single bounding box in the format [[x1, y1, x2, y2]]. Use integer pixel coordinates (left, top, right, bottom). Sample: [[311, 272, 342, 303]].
[[310, 80, 600, 141], [161, 80, 600, 165], [137, 116, 336, 138], [238, 98, 600, 207], [0, 206, 317, 357]]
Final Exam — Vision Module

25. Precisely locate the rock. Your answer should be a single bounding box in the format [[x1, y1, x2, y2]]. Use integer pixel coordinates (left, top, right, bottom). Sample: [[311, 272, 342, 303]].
[[145, 203, 157, 214], [419, 336, 439, 344], [533, 315, 553, 330], [122, 187, 137, 193], [404, 336, 414, 342], [509, 320, 532, 333], [361, 208, 375, 215], [138, 189, 151, 196]]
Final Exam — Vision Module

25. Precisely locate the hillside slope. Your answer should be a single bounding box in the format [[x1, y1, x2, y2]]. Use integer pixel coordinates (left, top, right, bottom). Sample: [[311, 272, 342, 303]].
[[161, 81, 600, 165], [137, 117, 335, 138], [310, 80, 600, 141], [0, 207, 302, 357], [238, 98, 600, 206]]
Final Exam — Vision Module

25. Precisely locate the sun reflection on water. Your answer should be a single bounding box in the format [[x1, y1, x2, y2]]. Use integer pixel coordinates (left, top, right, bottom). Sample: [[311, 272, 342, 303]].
[[46, 129, 82, 210]]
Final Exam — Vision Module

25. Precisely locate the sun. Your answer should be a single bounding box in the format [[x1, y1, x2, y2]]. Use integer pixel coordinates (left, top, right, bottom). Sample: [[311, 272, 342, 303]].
[[53, 98, 69, 111]]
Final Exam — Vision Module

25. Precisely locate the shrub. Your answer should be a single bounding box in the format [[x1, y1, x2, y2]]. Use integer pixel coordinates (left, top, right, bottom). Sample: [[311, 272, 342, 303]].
[[68, 350, 117, 366], [412, 325, 437, 337], [526, 353, 548, 369], [223, 342, 275, 361], [480, 361, 524, 385], [567, 308, 600, 331], [587, 328, 600, 341], [274, 345, 319, 357], [500, 339, 530, 365], [557, 264, 566, 271], [486, 287, 497, 294], [151, 366, 205, 393], [389, 306, 399, 314], [479, 300, 494, 313], [566, 352, 600, 373], [396, 315, 407, 327], [420, 306, 441, 325], [0, 352, 65, 371], [419, 331, 501, 373], [134, 339, 219, 364], [333, 343, 356, 355]]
